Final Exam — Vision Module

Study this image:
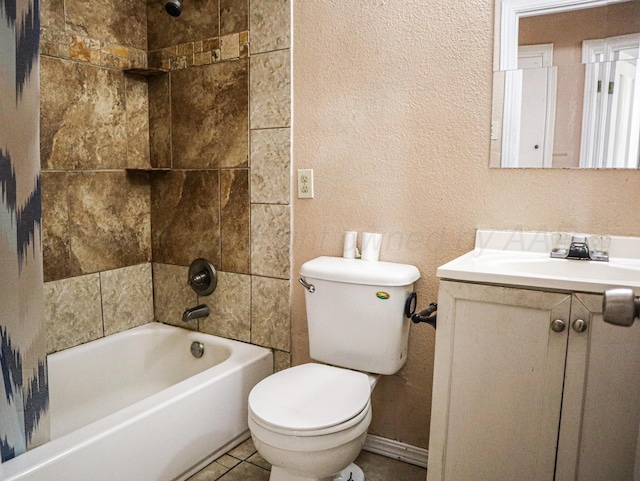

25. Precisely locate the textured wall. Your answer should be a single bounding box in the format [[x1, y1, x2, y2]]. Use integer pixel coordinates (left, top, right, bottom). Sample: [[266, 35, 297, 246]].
[[0, 0, 49, 461], [292, 0, 640, 448]]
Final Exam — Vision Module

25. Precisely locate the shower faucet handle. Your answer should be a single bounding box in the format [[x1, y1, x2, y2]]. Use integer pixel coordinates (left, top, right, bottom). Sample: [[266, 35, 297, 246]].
[[187, 259, 218, 296]]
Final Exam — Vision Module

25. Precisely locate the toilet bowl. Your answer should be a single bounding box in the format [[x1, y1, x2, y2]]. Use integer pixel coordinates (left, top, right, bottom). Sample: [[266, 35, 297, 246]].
[[248, 363, 377, 481], [247, 256, 420, 481]]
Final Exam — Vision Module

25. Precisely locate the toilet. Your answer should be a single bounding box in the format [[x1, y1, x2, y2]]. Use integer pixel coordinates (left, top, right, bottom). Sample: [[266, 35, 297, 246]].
[[248, 256, 420, 481]]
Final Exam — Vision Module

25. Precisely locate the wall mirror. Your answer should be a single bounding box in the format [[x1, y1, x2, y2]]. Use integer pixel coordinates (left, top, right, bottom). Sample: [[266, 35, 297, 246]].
[[491, 0, 640, 168]]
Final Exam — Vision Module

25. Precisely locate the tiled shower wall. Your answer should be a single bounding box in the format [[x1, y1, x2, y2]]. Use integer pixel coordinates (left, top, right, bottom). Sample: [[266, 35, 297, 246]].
[[147, 0, 292, 370], [40, 0, 292, 369], [40, 0, 153, 353]]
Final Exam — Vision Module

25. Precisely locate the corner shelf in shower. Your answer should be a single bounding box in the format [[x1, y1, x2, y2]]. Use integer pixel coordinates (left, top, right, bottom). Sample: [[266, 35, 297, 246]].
[[123, 67, 169, 76], [125, 167, 171, 172]]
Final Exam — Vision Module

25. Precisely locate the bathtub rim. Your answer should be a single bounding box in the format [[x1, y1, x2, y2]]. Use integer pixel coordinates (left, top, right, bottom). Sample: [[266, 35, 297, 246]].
[[1, 322, 272, 480]]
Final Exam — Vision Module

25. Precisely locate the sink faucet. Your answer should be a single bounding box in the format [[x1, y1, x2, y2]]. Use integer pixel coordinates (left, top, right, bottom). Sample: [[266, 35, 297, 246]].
[[550, 235, 609, 262], [567, 235, 590, 260], [182, 304, 210, 322]]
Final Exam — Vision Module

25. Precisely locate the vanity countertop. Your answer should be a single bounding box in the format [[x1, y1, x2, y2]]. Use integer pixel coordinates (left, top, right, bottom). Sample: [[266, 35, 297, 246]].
[[437, 230, 640, 294]]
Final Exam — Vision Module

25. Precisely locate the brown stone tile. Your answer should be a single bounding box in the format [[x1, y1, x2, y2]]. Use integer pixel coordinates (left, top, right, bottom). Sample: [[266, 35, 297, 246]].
[[250, 128, 290, 204], [101, 263, 154, 336], [220, 33, 240, 60], [100, 43, 132, 69], [220, 170, 250, 273], [152, 262, 197, 327], [69, 35, 92, 62], [194, 51, 213, 66], [250, 0, 290, 54], [148, 74, 172, 168], [250, 204, 290, 279], [40, 57, 128, 170], [147, 0, 220, 50], [170, 56, 188, 70], [45, 274, 103, 353], [202, 38, 220, 52], [40, 0, 65, 30], [251, 276, 290, 351], [125, 75, 151, 168], [65, 0, 147, 50], [220, 0, 248, 35], [68, 172, 151, 275], [128, 48, 148, 69], [147, 50, 163, 69], [151, 170, 220, 266], [171, 60, 248, 169], [176, 42, 194, 57], [250, 50, 291, 129], [198, 272, 250, 342], [273, 350, 291, 372], [42, 172, 71, 282]]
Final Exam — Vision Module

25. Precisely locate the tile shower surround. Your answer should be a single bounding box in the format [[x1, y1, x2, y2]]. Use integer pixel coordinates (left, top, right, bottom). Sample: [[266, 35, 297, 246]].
[[41, 0, 292, 366]]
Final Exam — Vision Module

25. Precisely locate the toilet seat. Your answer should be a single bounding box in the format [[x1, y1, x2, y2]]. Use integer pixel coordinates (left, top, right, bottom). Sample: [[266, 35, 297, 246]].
[[248, 363, 371, 436]]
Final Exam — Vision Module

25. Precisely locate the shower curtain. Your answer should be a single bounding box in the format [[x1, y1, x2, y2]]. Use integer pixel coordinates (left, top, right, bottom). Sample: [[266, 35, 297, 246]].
[[0, 0, 49, 462]]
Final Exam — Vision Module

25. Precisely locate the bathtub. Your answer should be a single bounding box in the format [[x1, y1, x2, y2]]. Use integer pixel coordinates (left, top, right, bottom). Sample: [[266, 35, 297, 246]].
[[1, 323, 273, 481]]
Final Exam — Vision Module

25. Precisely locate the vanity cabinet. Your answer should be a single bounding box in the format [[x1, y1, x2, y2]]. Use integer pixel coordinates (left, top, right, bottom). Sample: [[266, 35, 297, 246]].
[[427, 281, 640, 481]]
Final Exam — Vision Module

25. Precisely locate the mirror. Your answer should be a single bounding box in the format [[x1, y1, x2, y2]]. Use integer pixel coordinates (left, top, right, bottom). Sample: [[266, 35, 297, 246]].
[[491, 0, 640, 168]]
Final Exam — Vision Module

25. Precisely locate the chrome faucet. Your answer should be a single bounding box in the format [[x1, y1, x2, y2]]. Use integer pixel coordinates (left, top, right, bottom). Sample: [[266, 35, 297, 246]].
[[182, 304, 210, 322], [566, 235, 590, 260], [550, 235, 609, 262]]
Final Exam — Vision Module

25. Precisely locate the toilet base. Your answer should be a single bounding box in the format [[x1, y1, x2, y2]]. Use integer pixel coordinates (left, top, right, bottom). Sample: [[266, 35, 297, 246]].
[[270, 463, 365, 481], [335, 463, 365, 481]]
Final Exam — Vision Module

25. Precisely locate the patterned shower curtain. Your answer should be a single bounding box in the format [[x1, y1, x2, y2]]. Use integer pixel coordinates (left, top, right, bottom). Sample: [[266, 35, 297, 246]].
[[0, 0, 49, 462]]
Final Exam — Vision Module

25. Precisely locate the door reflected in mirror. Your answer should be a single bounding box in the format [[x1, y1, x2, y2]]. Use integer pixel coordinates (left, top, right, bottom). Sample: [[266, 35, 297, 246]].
[[491, 0, 640, 168]]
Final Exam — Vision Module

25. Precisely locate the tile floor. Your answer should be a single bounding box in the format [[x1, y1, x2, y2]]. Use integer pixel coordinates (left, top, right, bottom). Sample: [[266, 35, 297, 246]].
[[187, 438, 427, 481]]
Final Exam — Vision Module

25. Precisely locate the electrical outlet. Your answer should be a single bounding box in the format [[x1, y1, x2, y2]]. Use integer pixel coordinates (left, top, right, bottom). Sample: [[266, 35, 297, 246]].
[[297, 169, 314, 199]]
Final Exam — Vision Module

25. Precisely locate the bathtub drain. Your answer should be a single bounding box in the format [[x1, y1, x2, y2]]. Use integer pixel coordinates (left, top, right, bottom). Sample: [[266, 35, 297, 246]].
[[190, 341, 204, 358]]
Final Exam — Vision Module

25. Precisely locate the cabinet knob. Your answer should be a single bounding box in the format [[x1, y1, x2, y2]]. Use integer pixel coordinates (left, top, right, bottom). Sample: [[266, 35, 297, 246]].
[[550, 319, 566, 332], [572, 319, 588, 333]]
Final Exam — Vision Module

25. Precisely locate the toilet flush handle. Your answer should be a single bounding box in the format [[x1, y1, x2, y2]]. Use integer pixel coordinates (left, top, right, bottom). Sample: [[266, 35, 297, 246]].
[[411, 302, 438, 329], [299, 277, 315, 293]]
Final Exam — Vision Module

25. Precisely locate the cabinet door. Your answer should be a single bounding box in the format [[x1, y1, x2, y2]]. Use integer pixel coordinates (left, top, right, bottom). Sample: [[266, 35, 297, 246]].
[[556, 294, 640, 481], [428, 282, 571, 481]]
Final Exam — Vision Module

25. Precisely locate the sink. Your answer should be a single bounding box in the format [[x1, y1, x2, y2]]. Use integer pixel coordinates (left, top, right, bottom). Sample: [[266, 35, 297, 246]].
[[437, 230, 640, 294]]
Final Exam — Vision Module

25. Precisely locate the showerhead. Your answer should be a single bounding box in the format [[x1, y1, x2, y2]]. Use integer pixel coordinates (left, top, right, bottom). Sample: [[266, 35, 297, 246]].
[[164, 0, 182, 17]]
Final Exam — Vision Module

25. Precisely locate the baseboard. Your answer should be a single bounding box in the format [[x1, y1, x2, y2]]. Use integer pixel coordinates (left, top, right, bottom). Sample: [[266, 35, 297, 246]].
[[362, 434, 428, 468]]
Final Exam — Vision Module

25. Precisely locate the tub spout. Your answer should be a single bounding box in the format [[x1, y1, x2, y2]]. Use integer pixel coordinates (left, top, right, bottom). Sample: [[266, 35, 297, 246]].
[[182, 304, 210, 322]]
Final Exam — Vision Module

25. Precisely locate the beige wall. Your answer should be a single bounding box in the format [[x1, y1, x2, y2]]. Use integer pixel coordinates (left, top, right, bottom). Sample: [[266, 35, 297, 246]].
[[292, 0, 640, 448]]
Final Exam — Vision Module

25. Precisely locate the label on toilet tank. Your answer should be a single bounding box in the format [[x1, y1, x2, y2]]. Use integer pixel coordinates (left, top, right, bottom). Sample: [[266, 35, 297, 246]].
[[376, 291, 390, 300]]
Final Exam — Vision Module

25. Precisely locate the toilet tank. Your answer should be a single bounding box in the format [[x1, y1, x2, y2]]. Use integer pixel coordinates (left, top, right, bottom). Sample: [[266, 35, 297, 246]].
[[299, 256, 420, 375]]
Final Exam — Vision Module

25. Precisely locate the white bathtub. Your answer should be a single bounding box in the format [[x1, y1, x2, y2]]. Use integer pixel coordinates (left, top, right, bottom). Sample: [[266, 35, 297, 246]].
[[1, 323, 273, 481]]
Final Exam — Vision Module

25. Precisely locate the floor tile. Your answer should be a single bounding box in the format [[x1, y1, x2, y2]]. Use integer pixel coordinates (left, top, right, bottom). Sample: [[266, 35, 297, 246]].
[[186, 460, 229, 481], [216, 461, 271, 481], [216, 454, 242, 469], [247, 451, 270, 471], [227, 438, 257, 460], [189, 443, 427, 481]]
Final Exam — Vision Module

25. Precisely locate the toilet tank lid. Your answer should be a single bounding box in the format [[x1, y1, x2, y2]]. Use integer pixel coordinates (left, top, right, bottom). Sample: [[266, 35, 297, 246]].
[[300, 256, 420, 286]]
